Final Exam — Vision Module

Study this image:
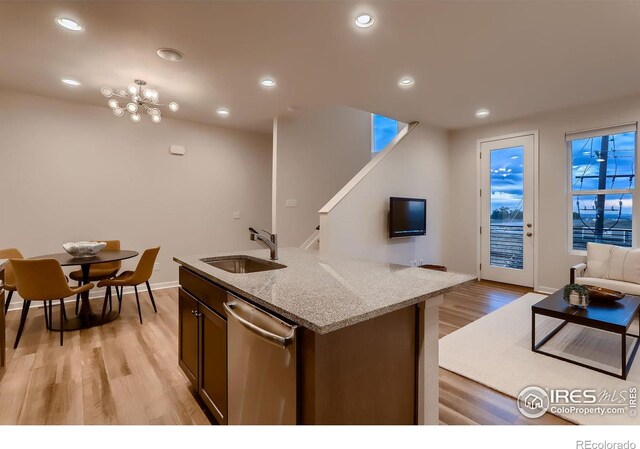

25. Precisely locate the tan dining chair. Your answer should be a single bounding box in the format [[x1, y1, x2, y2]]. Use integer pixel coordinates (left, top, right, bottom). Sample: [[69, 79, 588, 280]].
[[0, 248, 23, 314], [70, 240, 122, 315], [98, 247, 160, 324], [11, 258, 94, 348]]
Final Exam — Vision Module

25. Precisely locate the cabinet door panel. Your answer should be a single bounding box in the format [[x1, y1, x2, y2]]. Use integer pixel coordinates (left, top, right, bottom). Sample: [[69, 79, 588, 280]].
[[178, 288, 198, 387], [179, 267, 227, 318], [199, 304, 228, 424]]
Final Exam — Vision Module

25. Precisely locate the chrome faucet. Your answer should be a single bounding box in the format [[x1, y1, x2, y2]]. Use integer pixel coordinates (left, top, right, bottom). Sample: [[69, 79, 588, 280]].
[[249, 227, 278, 261]]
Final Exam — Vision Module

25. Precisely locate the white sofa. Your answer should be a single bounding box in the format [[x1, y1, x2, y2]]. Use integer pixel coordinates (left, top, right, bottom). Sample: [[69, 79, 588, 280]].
[[571, 242, 640, 295]]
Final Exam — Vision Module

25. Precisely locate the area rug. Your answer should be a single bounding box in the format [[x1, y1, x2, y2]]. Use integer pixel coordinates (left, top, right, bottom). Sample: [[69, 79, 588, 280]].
[[439, 293, 640, 425]]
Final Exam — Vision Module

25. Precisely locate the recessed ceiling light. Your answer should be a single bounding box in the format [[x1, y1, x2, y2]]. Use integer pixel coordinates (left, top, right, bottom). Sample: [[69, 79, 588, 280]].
[[399, 78, 414, 87], [61, 78, 81, 86], [56, 18, 82, 31], [355, 14, 375, 28], [216, 107, 230, 117], [475, 108, 490, 118], [157, 48, 184, 62], [260, 78, 276, 88]]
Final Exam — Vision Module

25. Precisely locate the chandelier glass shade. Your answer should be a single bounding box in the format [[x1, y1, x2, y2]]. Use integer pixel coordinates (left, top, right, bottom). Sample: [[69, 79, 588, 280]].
[[101, 79, 178, 124]]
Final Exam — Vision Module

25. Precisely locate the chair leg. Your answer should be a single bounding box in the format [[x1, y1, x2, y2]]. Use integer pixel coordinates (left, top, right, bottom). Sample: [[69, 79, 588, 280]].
[[59, 299, 64, 346], [117, 287, 123, 314], [146, 281, 157, 313], [101, 287, 111, 321], [75, 281, 82, 316], [44, 300, 50, 330], [13, 300, 31, 349], [4, 291, 13, 314], [61, 300, 68, 321], [43, 301, 48, 329], [134, 285, 143, 324]]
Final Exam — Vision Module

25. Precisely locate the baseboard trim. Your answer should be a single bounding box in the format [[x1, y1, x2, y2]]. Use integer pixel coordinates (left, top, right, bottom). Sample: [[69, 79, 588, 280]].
[[6, 280, 179, 312], [535, 286, 557, 295]]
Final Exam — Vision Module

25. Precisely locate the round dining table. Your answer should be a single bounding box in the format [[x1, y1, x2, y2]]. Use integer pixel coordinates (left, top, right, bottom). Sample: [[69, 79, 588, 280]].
[[30, 250, 139, 330]]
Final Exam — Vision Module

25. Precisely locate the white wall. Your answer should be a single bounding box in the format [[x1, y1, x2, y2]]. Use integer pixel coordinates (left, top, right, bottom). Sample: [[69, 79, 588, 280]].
[[275, 106, 372, 246], [0, 90, 272, 289], [447, 93, 640, 290], [320, 123, 449, 266]]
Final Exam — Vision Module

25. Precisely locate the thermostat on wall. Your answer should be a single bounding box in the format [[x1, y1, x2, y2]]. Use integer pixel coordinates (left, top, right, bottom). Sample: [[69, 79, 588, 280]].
[[170, 145, 185, 155]]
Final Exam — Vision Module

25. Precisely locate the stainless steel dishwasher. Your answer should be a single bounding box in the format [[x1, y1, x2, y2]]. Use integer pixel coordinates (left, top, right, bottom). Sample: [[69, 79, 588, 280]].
[[224, 294, 298, 425]]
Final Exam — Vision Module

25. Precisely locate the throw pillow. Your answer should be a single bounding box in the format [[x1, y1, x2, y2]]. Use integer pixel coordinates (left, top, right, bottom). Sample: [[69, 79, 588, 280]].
[[608, 245, 630, 281], [585, 242, 613, 278], [623, 248, 640, 284]]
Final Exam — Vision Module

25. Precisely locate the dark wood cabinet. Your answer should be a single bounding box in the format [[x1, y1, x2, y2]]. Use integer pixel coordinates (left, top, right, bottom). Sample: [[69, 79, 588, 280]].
[[178, 268, 229, 425], [179, 267, 226, 318], [198, 303, 227, 424], [178, 288, 198, 388], [298, 305, 417, 424]]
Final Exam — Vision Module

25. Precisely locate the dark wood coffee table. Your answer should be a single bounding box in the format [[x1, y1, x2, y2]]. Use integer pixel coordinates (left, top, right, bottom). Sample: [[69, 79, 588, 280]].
[[532, 290, 640, 379]]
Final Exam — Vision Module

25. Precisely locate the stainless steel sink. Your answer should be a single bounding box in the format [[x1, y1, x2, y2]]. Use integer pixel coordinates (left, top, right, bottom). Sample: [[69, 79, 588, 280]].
[[200, 256, 286, 274]]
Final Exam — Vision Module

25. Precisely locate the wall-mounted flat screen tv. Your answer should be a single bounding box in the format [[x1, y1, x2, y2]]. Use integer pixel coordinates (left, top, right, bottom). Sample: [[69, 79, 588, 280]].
[[389, 197, 426, 238]]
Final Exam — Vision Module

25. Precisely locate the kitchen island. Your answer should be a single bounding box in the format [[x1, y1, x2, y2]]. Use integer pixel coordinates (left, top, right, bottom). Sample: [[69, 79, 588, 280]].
[[174, 248, 474, 425]]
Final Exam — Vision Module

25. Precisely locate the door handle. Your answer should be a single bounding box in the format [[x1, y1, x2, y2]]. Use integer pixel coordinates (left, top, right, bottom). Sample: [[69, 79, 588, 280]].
[[526, 232, 533, 237], [526, 223, 532, 228], [224, 301, 295, 348]]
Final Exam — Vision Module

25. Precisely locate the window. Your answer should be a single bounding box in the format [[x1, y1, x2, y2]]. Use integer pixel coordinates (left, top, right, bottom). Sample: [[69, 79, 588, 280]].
[[372, 114, 401, 153], [567, 123, 637, 252], [489, 145, 525, 269]]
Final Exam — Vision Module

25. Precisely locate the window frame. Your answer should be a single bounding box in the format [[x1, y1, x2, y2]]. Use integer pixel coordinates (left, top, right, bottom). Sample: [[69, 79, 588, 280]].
[[566, 123, 638, 256]]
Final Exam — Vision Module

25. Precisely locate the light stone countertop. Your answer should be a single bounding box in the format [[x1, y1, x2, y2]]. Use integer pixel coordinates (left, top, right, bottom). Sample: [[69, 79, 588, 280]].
[[174, 248, 475, 334]]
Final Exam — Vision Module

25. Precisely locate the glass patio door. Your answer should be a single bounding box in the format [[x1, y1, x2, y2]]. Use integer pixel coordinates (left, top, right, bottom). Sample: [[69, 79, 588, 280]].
[[480, 135, 535, 287]]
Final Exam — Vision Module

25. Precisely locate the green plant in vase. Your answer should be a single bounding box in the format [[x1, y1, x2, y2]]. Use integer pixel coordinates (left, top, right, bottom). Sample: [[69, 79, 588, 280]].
[[563, 283, 590, 309]]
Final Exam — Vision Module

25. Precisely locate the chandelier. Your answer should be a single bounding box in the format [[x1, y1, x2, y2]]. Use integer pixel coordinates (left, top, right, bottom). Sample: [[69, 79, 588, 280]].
[[100, 79, 179, 124]]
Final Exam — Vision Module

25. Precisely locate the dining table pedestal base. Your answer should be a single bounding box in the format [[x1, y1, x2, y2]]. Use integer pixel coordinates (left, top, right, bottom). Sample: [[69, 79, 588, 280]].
[[48, 310, 120, 331]]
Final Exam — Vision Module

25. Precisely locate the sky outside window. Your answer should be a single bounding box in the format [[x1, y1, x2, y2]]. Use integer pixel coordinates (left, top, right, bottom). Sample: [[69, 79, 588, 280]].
[[571, 131, 635, 218], [570, 131, 636, 250], [490, 146, 524, 218], [372, 114, 399, 152]]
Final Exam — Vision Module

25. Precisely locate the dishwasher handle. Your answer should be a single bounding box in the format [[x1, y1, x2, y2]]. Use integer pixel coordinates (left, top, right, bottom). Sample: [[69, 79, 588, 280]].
[[224, 301, 295, 348]]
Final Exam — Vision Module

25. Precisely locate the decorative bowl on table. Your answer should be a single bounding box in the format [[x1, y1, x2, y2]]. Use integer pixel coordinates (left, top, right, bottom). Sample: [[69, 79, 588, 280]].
[[62, 241, 107, 258], [583, 285, 625, 302]]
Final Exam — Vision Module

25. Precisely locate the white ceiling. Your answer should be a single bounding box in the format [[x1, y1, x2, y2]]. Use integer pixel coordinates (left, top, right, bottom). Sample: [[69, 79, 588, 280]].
[[2, 1, 640, 133]]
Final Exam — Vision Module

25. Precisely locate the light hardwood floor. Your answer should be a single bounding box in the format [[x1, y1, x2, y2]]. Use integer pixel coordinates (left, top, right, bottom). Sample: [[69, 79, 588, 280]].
[[0, 282, 570, 425], [439, 281, 570, 425], [0, 289, 210, 425]]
